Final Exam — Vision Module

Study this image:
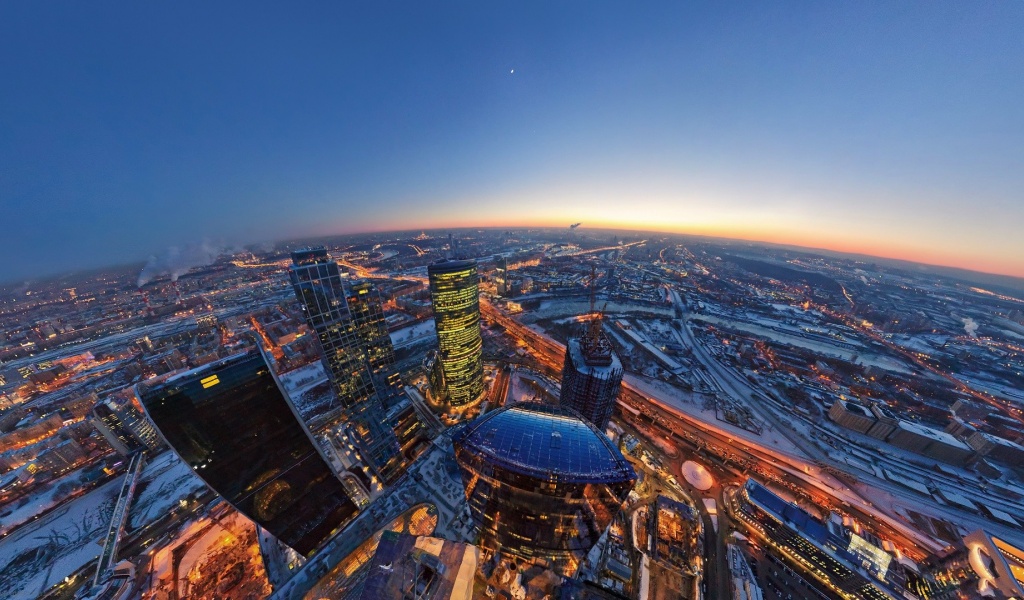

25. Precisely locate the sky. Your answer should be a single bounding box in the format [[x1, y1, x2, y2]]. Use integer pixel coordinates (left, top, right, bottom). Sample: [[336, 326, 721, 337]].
[[2, 2, 1023, 282]]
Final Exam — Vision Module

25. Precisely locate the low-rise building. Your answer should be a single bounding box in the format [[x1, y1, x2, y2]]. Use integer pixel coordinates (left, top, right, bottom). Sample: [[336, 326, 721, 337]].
[[827, 400, 875, 434], [966, 431, 1024, 466]]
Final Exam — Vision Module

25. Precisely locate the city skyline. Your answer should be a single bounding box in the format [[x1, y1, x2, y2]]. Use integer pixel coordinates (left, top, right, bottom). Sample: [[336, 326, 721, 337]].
[[3, 225, 1024, 599], [2, 3, 1024, 281], [5, 4, 1024, 599]]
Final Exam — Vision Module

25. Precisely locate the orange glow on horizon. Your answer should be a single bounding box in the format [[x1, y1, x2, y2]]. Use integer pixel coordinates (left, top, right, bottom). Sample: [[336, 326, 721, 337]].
[[313, 214, 1024, 280]]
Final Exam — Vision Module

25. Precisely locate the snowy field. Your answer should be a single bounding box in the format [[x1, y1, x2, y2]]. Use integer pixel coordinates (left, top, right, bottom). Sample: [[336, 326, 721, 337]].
[[529, 299, 674, 320], [128, 451, 206, 531], [691, 314, 913, 374], [0, 470, 81, 535], [0, 451, 206, 600], [279, 361, 327, 395], [613, 320, 685, 373], [623, 374, 809, 459], [0, 477, 121, 600], [390, 320, 435, 348]]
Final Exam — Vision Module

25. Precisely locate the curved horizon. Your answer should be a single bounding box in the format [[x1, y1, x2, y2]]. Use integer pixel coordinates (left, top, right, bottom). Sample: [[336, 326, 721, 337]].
[[2, 4, 1022, 283]]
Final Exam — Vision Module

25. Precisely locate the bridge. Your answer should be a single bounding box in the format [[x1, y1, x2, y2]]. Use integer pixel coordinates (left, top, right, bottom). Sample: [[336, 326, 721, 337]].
[[93, 452, 146, 586]]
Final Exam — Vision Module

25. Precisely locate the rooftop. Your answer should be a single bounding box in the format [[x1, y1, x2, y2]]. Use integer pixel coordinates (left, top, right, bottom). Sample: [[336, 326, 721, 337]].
[[291, 247, 329, 265], [978, 432, 1024, 451], [568, 336, 622, 373], [842, 401, 870, 417], [427, 259, 477, 274], [896, 419, 972, 449], [452, 402, 635, 483], [357, 532, 478, 600]]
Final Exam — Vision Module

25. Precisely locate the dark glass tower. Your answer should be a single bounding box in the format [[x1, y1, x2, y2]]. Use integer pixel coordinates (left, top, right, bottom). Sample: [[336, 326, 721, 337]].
[[137, 350, 359, 556], [494, 255, 509, 297], [427, 259, 484, 406], [289, 247, 402, 484], [559, 319, 623, 431], [452, 402, 636, 573]]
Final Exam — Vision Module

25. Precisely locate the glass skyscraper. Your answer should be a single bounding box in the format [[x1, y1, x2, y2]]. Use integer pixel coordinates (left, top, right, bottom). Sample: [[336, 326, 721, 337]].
[[91, 397, 162, 456], [137, 350, 359, 556], [289, 247, 402, 484], [427, 259, 484, 406], [452, 402, 636, 573]]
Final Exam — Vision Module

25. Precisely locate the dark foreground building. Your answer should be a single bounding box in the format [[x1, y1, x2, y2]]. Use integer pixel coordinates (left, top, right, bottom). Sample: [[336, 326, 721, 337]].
[[137, 350, 359, 556], [428, 259, 484, 406], [452, 402, 636, 573]]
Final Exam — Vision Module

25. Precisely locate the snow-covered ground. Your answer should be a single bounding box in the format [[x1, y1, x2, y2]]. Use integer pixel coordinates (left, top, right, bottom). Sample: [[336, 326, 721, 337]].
[[530, 299, 674, 320], [1, 476, 69, 535], [508, 370, 558, 404], [691, 314, 913, 374], [603, 325, 637, 355], [390, 320, 435, 348], [702, 499, 718, 532], [279, 362, 336, 420], [279, 362, 327, 396], [0, 478, 121, 599], [129, 451, 206, 531], [613, 320, 685, 373], [0, 451, 209, 600], [624, 374, 808, 459]]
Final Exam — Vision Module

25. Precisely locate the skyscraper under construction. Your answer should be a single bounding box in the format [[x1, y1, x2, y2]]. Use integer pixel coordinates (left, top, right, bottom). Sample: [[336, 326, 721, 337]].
[[559, 315, 623, 431], [289, 247, 402, 484]]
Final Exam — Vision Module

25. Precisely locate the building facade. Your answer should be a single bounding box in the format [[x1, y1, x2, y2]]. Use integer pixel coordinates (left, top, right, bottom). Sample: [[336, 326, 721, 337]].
[[452, 402, 636, 573], [559, 319, 623, 430], [137, 350, 359, 556], [91, 397, 162, 456], [827, 400, 876, 434], [289, 247, 402, 484], [733, 479, 907, 598], [428, 259, 484, 406]]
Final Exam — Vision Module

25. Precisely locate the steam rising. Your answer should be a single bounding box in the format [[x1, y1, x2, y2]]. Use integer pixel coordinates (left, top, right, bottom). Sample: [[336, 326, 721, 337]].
[[962, 317, 979, 338], [138, 241, 226, 287]]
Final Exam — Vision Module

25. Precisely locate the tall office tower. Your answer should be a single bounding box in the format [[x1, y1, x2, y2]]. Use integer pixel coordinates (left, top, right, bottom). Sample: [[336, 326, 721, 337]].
[[494, 255, 509, 297], [453, 402, 636, 574], [428, 259, 484, 406], [289, 247, 402, 484], [137, 350, 359, 556], [91, 397, 162, 456], [559, 317, 623, 431]]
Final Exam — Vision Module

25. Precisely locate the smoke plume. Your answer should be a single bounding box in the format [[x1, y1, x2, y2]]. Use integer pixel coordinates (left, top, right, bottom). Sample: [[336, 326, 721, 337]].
[[962, 317, 979, 338], [138, 241, 226, 287]]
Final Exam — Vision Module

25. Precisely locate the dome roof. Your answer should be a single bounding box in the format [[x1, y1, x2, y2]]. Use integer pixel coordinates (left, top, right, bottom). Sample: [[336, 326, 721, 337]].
[[452, 402, 635, 483]]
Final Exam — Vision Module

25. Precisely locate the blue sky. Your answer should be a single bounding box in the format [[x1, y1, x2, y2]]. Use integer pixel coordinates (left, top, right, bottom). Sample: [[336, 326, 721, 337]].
[[2, 2, 1023, 281]]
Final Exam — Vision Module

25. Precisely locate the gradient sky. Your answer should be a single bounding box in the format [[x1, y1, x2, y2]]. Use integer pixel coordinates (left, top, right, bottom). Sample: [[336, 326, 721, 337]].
[[2, 2, 1023, 282]]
